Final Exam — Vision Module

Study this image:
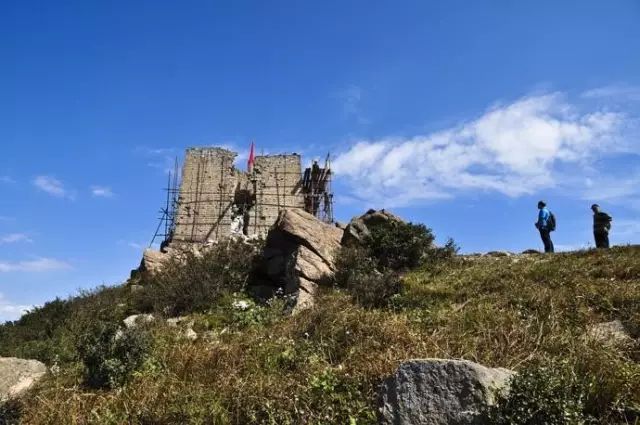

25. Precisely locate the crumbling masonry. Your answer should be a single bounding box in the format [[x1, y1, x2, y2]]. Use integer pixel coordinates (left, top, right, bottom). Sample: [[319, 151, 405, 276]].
[[163, 147, 332, 245]]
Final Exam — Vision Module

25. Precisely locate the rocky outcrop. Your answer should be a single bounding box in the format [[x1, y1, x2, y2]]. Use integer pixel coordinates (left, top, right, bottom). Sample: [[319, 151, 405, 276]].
[[253, 209, 343, 311], [379, 359, 515, 425], [342, 209, 404, 246], [0, 357, 47, 401], [123, 314, 155, 329], [140, 248, 170, 275], [586, 320, 634, 347]]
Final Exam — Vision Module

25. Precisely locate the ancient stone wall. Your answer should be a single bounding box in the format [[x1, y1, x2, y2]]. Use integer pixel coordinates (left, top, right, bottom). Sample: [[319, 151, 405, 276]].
[[247, 154, 305, 236], [172, 148, 240, 243], [171, 148, 305, 243]]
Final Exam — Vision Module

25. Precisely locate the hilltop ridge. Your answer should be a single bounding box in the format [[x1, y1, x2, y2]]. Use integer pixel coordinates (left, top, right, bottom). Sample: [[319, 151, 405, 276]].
[[0, 214, 638, 423]]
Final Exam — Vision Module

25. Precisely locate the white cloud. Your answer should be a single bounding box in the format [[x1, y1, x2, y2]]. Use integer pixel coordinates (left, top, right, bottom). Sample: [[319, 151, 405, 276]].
[[582, 84, 640, 102], [333, 92, 631, 206], [0, 176, 15, 184], [0, 257, 72, 273], [0, 233, 33, 244], [91, 185, 114, 198], [33, 175, 75, 200], [0, 293, 32, 322]]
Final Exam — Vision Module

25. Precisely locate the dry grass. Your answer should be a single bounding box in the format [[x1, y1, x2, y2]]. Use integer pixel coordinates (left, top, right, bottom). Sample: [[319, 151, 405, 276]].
[[7, 246, 640, 424]]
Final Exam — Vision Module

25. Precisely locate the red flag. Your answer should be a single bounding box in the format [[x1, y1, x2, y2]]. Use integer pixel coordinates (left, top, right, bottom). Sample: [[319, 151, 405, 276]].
[[247, 141, 255, 171]]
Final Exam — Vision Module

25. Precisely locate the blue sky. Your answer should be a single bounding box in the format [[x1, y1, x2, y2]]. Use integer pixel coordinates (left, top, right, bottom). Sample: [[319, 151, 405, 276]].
[[2, 0, 640, 321]]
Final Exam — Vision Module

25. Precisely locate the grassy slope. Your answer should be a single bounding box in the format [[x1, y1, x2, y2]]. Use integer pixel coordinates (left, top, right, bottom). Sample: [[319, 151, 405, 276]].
[[4, 246, 640, 424]]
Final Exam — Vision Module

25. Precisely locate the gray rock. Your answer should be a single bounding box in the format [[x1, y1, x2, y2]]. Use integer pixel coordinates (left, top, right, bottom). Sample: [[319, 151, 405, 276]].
[[379, 359, 515, 425], [253, 208, 343, 311], [140, 248, 170, 275], [123, 314, 155, 329], [183, 328, 198, 341], [342, 209, 405, 246], [274, 208, 343, 266], [586, 320, 634, 347], [0, 357, 47, 401], [292, 277, 318, 314]]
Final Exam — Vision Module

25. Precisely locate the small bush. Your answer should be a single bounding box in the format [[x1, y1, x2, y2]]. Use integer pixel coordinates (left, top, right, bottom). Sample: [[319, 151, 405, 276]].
[[348, 268, 401, 309], [422, 238, 459, 268], [333, 246, 378, 288], [366, 221, 435, 270], [76, 321, 152, 389], [486, 362, 589, 425], [136, 238, 263, 316], [335, 222, 457, 308]]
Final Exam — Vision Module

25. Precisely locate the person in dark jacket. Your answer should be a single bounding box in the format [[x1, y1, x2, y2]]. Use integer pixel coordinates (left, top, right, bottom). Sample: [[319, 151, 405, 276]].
[[591, 204, 612, 248], [535, 200, 554, 253]]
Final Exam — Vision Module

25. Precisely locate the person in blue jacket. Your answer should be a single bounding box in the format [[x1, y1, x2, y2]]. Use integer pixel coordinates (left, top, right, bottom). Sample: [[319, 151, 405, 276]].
[[535, 200, 554, 253]]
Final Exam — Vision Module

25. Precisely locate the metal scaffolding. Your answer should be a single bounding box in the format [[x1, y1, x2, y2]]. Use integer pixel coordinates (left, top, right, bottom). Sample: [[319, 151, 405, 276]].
[[150, 157, 180, 247], [150, 150, 334, 246], [301, 153, 334, 223]]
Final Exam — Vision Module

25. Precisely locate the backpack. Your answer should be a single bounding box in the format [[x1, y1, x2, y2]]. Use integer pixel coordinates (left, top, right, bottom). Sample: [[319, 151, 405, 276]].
[[548, 212, 556, 232]]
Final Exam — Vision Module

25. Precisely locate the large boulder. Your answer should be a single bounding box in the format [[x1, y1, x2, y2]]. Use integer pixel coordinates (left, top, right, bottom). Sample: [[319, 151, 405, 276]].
[[342, 209, 404, 246], [141, 248, 170, 275], [379, 359, 515, 425], [0, 357, 47, 401], [253, 209, 343, 311]]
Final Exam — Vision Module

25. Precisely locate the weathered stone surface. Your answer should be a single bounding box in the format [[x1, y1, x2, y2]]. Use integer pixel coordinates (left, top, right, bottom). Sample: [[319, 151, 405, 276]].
[[379, 359, 515, 425], [0, 357, 47, 401], [586, 320, 634, 347], [140, 248, 170, 275], [274, 209, 343, 266], [123, 314, 155, 329], [342, 209, 404, 246], [293, 277, 318, 314], [253, 208, 343, 311], [296, 245, 333, 282]]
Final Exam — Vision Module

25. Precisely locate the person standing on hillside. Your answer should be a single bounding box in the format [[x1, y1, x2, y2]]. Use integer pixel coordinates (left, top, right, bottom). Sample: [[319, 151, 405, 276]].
[[591, 204, 612, 248], [535, 200, 555, 253]]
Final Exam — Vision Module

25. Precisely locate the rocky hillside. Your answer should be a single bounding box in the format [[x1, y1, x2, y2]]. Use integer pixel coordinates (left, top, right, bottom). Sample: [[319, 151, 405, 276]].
[[0, 212, 638, 424]]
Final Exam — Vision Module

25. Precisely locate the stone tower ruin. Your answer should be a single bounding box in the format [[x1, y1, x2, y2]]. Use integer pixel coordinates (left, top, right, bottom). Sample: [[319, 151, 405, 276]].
[[154, 147, 333, 246]]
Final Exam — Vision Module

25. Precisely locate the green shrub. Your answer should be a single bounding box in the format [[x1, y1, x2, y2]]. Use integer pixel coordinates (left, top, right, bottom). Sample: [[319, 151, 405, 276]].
[[347, 268, 401, 309], [334, 222, 457, 308], [366, 221, 435, 271], [76, 321, 151, 389], [486, 362, 589, 425], [0, 286, 132, 365], [333, 246, 378, 288], [135, 238, 263, 316]]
